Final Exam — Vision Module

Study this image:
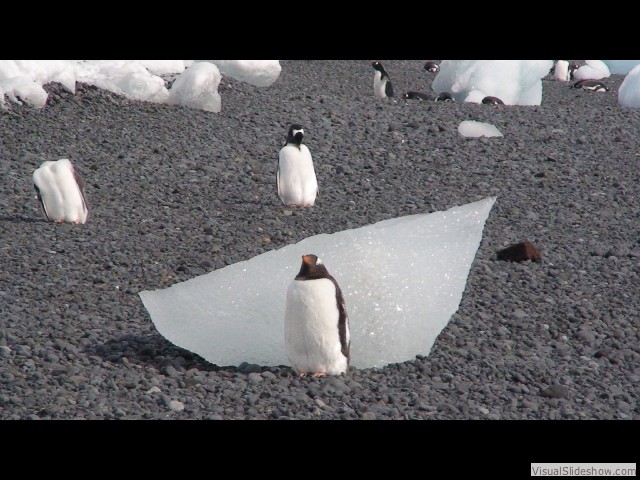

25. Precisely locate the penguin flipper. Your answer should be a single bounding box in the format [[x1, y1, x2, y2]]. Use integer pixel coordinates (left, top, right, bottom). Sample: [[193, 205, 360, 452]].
[[34, 184, 50, 221], [386, 81, 394, 98], [276, 165, 282, 199], [72, 168, 89, 221]]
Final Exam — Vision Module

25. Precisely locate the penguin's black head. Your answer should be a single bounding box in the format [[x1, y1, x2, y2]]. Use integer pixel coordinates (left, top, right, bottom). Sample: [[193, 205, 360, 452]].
[[435, 92, 454, 102], [424, 61, 439, 73], [569, 63, 580, 79], [295, 254, 330, 280], [371, 61, 386, 74], [287, 124, 304, 149]]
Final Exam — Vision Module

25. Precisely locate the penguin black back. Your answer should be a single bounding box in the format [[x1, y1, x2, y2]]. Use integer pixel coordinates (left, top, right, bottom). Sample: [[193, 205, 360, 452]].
[[482, 96, 504, 105], [402, 91, 431, 101]]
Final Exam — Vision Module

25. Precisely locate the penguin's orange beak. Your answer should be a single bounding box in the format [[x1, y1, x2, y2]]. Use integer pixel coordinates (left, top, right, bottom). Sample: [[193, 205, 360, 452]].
[[302, 255, 313, 264]]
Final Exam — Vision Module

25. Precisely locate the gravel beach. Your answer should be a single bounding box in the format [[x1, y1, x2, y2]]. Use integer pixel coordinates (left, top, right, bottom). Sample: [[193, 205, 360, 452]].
[[1, 60, 638, 422]]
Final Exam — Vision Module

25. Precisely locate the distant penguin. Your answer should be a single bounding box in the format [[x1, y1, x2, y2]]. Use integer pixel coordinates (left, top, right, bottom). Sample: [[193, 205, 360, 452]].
[[424, 61, 440, 73], [482, 96, 504, 105], [371, 61, 394, 99], [553, 60, 571, 82], [573, 79, 609, 92], [401, 91, 432, 101], [284, 254, 350, 377], [435, 92, 454, 102], [33, 158, 89, 224], [277, 124, 318, 208]]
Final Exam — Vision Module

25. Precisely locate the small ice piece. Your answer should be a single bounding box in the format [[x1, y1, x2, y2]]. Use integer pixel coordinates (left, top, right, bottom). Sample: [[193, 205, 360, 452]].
[[32, 158, 89, 224], [458, 120, 503, 138], [140, 197, 497, 369], [168, 62, 222, 113], [197, 60, 281, 87]]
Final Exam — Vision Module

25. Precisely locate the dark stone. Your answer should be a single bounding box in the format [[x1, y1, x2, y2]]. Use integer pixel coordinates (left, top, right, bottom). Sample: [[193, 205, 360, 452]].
[[497, 241, 542, 262], [540, 385, 569, 399]]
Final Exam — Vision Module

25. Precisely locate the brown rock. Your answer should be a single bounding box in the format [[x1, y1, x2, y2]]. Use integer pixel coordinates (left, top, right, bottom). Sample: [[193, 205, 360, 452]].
[[497, 241, 542, 262]]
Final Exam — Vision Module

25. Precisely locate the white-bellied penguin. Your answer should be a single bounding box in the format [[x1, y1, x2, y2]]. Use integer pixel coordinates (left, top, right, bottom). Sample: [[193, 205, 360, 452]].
[[573, 79, 609, 92], [277, 124, 318, 208], [32, 158, 89, 224], [371, 61, 394, 99], [284, 254, 350, 377]]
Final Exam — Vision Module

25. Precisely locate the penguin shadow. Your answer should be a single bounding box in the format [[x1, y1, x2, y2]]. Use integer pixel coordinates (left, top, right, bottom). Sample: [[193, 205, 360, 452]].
[[89, 333, 294, 376]]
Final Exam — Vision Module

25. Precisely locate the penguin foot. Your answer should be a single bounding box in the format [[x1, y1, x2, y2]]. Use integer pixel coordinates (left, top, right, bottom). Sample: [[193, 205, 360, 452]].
[[311, 372, 327, 378]]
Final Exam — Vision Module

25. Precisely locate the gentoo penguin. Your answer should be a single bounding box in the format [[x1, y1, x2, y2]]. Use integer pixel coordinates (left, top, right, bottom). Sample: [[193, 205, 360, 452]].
[[284, 254, 350, 377], [435, 92, 454, 102], [32, 158, 89, 224], [277, 124, 318, 208], [424, 61, 440, 73], [371, 61, 394, 99], [573, 79, 609, 92], [401, 91, 432, 101], [482, 96, 504, 105]]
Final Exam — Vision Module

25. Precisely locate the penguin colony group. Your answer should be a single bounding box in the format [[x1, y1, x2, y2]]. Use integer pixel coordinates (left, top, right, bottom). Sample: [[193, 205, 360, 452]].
[[32, 60, 609, 378]]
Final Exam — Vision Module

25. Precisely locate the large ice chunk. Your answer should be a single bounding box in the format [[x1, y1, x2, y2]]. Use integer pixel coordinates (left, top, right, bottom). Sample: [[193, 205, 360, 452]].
[[139, 197, 496, 369], [573, 60, 610, 81], [168, 62, 222, 113], [458, 120, 503, 138], [618, 64, 640, 109], [432, 60, 552, 105], [602, 60, 640, 75], [76, 61, 170, 103], [197, 60, 281, 87]]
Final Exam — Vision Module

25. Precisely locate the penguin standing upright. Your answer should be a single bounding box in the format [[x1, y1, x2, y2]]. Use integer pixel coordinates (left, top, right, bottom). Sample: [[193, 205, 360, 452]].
[[284, 254, 350, 377], [371, 61, 394, 99], [33, 158, 89, 224], [553, 60, 571, 82], [277, 124, 318, 208]]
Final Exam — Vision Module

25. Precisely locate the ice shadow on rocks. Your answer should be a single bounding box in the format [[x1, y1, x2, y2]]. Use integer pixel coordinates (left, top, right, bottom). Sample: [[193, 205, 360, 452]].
[[88, 332, 288, 375]]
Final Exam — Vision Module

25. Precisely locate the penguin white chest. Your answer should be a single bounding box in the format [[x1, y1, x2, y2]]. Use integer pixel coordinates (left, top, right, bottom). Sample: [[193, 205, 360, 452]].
[[33, 159, 88, 224], [373, 70, 387, 98], [553, 60, 570, 82], [277, 144, 318, 207], [284, 278, 348, 375]]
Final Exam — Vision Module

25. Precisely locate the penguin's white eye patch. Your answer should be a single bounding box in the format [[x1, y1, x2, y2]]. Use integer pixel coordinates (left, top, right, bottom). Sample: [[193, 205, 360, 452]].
[[316, 257, 323, 265], [293, 129, 303, 136]]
